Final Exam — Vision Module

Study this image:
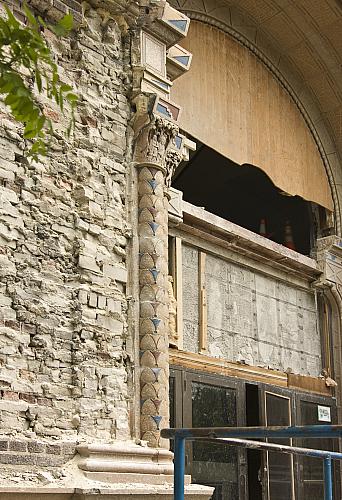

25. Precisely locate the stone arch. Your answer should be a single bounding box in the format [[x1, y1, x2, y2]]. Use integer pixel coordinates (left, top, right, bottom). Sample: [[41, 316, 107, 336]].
[[170, 5, 342, 234]]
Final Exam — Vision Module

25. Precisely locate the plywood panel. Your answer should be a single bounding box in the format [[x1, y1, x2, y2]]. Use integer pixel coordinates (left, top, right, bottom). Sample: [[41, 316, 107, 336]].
[[172, 21, 333, 210]]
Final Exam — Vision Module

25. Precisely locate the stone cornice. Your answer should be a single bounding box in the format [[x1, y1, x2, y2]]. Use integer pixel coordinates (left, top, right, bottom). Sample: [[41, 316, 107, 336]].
[[179, 201, 321, 282]]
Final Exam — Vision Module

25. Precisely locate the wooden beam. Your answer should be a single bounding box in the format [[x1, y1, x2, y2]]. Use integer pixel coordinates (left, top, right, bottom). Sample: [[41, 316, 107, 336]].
[[169, 349, 332, 396], [170, 348, 288, 387]]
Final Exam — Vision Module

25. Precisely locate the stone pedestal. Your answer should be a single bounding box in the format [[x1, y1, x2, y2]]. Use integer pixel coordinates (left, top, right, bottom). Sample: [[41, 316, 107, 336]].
[[0, 440, 214, 498]]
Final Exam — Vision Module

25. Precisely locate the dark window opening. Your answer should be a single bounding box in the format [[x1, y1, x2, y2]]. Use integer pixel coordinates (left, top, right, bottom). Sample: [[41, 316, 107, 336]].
[[172, 140, 332, 256], [265, 393, 293, 500], [246, 384, 262, 500]]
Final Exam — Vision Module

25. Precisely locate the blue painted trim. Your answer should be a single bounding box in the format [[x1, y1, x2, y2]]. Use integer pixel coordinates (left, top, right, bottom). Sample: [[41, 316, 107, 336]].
[[174, 436, 185, 500], [174, 55, 190, 66], [324, 456, 333, 500], [168, 19, 187, 32], [162, 424, 342, 440]]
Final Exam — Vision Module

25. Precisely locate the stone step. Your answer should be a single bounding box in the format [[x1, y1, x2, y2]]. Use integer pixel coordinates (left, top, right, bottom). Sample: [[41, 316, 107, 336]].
[[0, 484, 214, 500]]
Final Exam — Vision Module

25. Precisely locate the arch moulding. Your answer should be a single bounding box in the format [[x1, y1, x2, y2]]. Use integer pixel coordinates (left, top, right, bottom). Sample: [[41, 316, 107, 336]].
[[172, 7, 342, 235]]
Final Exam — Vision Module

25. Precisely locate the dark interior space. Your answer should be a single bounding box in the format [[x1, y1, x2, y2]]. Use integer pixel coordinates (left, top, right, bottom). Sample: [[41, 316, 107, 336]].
[[172, 141, 320, 256]]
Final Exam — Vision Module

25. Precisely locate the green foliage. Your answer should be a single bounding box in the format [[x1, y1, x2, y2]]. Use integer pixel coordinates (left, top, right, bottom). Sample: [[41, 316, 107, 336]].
[[0, 3, 77, 159]]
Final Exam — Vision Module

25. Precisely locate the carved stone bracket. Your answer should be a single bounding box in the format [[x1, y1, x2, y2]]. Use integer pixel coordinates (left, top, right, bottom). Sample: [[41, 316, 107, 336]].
[[316, 236, 342, 288]]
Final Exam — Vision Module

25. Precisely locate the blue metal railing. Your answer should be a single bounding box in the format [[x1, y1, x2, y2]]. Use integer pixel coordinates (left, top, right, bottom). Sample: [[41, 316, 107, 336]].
[[161, 425, 342, 500]]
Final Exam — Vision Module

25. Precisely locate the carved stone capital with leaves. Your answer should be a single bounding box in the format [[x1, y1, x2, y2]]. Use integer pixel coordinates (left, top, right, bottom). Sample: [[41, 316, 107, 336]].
[[133, 108, 180, 176]]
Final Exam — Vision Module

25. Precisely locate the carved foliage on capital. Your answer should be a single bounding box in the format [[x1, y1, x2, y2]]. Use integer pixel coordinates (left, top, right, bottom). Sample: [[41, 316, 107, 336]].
[[165, 148, 182, 188], [133, 104, 182, 177]]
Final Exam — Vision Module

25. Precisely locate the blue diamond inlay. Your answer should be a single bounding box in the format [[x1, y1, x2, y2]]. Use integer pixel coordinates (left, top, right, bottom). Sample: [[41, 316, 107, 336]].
[[156, 103, 172, 119], [151, 317, 161, 330], [150, 268, 159, 282], [152, 79, 170, 90], [174, 135, 182, 149], [149, 222, 159, 235], [148, 179, 158, 192], [151, 368, 161, 380], [152, 415, 163, 429]]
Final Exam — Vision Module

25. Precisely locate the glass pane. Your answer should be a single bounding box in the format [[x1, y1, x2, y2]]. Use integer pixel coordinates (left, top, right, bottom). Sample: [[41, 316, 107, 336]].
[[300, 401, 334, 500], [266, 393, 293, 500], [191, 381, 238, 500], [169, 376, 175, 428]]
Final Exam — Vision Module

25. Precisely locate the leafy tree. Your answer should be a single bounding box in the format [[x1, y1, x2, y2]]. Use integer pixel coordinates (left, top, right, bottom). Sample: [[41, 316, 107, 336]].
[[0, 4, 77, 159]]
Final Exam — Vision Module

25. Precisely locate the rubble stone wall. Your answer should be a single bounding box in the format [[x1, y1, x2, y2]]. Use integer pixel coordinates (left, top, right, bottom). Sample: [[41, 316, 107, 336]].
[[0, 1, 133, 444]]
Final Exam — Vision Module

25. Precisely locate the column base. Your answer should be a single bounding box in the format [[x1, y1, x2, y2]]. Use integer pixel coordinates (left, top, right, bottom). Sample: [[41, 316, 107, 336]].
[[0, 441, 213, 499], [75, 441, 213, 499]]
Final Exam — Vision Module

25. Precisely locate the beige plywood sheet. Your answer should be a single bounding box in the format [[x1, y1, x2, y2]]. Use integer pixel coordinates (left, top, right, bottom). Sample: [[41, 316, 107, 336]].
[[171, 21, 333, 210]]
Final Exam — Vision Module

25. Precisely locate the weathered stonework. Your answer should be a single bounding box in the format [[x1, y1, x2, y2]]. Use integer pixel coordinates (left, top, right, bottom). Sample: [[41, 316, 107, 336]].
[[0, 1, 210, 497], [3, 0, 339, 498], [0, 0, 132, 449]]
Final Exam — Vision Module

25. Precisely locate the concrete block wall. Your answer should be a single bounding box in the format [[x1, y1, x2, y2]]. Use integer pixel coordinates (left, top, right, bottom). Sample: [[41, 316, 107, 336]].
[[0, 2, 133, 444], [182, 244, 322, 377]]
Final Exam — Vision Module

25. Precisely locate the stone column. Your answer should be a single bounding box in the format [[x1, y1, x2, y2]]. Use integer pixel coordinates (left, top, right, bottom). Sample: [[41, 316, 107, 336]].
[[134, 113, 181, 448]]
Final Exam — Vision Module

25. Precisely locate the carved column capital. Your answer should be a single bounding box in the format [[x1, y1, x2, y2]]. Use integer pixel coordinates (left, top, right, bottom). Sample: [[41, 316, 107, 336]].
[[134, 114, 179, 170], [132, 96, 184, 194]]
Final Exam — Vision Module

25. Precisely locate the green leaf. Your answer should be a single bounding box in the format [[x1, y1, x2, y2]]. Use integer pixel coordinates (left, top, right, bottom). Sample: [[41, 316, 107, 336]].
[[59, 13, 73, 31], [4, 93, 19, 105], [35, 67, 42, 92], [36, 115, 45, 133], [49, 13, 73, 37], [0, 18, 11, 38], [23, 3, 38, 29], [60, 84, 73, 93], [0, 80, 14, 93], [0, 4, 78, 159], [37, 16, 47, 29], [24, 128, 38, 139], [66, 93, 78, 103], [5, 7, 19, 30]]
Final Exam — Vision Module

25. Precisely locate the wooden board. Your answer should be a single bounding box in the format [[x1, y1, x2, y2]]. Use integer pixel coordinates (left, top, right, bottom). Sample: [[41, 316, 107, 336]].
[[288, 373, 331, 396], [170, 349, 332, 395], [170, 348, 288, 387], [172, 21, 333, 210]]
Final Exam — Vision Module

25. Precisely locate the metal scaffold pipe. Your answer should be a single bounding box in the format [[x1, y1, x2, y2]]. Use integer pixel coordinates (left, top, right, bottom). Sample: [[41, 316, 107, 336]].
[[161, 425, 342, 500]]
